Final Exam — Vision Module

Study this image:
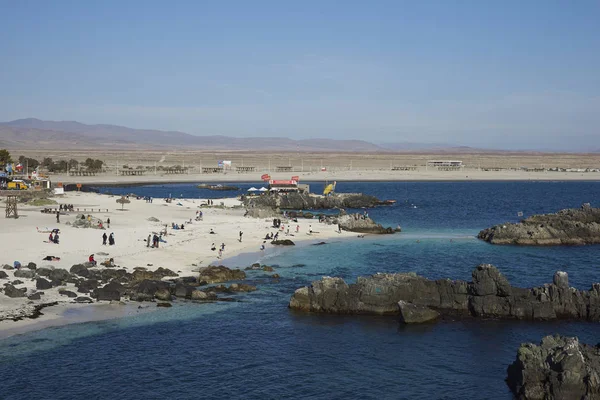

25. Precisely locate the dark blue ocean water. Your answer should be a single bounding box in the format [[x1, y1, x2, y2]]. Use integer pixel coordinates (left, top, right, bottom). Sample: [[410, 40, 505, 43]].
[[2, 181, 600, 400]]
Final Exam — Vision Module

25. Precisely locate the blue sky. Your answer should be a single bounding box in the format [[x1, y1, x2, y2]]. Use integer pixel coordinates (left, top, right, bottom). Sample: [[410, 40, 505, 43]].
[[0, 0, 599, 150]]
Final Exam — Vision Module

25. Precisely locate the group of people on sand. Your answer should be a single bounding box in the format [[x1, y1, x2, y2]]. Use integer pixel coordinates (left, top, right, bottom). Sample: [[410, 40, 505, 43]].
[[59, 204, 74, 211], [48, 230, 60, 244], [101, 232, 115, 245], [147, 233, 163, 248]]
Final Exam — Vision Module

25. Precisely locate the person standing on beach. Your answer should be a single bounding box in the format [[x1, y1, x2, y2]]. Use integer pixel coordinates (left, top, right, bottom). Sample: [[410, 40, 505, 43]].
[[102, 232, 107, 245], [296, 224, 300, 233], [239, 231, 243, 242], [56, 211, 60, 223], [108, 233, 115, 246], [107, 218, 111, 228], [147, 234, 151, 247], [221, 243, 225, 251]]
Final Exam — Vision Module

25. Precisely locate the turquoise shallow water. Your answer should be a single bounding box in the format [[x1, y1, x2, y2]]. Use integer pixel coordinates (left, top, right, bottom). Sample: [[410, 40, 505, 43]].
[[1, 181, 600, 399]]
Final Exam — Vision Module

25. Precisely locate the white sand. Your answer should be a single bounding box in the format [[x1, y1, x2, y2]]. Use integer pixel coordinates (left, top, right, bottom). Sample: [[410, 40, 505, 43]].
[[0, 191, 350, 337]]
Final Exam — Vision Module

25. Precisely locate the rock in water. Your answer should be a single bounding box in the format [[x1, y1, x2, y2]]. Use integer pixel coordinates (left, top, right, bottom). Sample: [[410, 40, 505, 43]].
[[398, 301, 440, 324], [198, 266, 246, 284], [289, 264, 600, 322], [271, 239, 295, 246], [506, 335, 600, 400], [478, 204, 600, 245], [337, 214, 396, 234]]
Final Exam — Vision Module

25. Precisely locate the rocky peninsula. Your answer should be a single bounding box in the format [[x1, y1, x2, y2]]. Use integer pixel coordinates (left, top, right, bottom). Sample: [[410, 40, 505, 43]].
[[289, 264, 600, 323], [506, 335, 600, 400], [478, 203, 600, 245], [244, 192, 384, 210]]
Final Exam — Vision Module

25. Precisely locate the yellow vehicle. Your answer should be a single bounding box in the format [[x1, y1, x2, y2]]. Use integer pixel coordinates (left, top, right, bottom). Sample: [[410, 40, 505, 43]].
[[7, 180, 29, 190]]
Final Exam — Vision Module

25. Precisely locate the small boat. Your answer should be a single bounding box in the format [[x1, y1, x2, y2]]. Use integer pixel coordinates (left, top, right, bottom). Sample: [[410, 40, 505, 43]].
[[197, 184, 239, 191]]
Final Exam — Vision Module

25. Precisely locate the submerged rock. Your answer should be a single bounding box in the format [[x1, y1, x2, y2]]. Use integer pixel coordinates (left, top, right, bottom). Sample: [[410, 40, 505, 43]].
[[478, 203, 600, 245], [506, 335, 600, 399], [289, 264, 600, 323]]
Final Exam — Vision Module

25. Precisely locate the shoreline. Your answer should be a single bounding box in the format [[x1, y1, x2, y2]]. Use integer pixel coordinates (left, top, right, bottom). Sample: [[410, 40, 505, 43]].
[[0, 191, 356, 339], [48, 169, 600, 186]]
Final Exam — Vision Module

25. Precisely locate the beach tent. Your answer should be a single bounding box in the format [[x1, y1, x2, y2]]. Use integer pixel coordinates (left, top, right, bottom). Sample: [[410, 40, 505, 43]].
[[247, 187, 258, 191], [259, 187, 268, 192]]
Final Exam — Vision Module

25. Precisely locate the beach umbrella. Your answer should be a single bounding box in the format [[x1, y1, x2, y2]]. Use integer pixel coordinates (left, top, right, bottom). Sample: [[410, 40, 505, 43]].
[[259, 187, 268, 192], [247, 187, 258, 191]]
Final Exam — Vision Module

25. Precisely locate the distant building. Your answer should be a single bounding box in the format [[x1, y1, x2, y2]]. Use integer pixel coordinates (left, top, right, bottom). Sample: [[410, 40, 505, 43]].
[[427, 160, 463, 167]]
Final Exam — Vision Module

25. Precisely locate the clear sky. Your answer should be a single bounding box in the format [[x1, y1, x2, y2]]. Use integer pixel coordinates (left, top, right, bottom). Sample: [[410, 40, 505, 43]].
[[0, 0, 599, 150]]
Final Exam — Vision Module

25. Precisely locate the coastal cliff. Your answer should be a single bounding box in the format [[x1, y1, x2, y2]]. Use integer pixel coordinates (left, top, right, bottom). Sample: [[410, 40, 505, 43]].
[[289, 264, 600, 323], [506, 335, 600, 400], [244, 192, 382, 210], [478, 203, 600, 245]]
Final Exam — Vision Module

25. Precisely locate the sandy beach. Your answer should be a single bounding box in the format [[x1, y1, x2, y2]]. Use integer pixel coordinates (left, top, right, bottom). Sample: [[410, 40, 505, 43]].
[[50, 167, 600, 187], [0, 191, 350, 338]]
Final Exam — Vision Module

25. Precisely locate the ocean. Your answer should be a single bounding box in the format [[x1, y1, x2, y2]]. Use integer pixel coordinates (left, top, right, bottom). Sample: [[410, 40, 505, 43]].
[[1, 181, 599, 399]]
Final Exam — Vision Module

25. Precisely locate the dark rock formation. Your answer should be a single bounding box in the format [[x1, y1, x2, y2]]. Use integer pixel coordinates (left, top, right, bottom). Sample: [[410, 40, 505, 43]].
[[289, 264, 600, 323], [14, 269, 35, 279], [198, 266, 246, 284], [3, 284, 26, 298], [398, 301, 440, 324], [36, 278, 53, 290], [26, 262, 37, 270], [154, 288, 172, 301], [506, 335, 600, 400], [244, 192, 382, 211], [0, 271, 8, 279], [205, 284, 258, 293], [131, 267, 178, 282], [337, 214, 397, 234], [27, 293, 42, 300], [271, 239, 295, 246], [75, 297, 93, 303], [157, 302, 172, 308], [48, 269, 70, 282], [36, 267, 53, 277], [95, 287, 121, 301], [76, 279, 99, 293], [70, 264, 90, 278], [59, 289, 77, 298], [478, 204, 600, 245], [191, 290, 218, 301]]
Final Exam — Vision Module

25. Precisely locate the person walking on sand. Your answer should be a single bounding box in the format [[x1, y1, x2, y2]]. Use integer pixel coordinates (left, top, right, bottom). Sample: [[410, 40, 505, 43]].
[[56, 210, 60, 223], [218, 248, 223, 259], [107, 218, 110, 228], [147, 234, 151, 247], [239, 231, 243, 242], [102, 232, 107, 245], [296, 224, 300, 233], [220, 243, 225, 251], [49, 232, 53, 242], [108, 233, 115, 246]]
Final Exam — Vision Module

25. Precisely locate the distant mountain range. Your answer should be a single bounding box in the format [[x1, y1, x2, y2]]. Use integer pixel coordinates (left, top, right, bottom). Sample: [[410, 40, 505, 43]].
[[2, 118, 591, 153], [0, 118, 391, 152]]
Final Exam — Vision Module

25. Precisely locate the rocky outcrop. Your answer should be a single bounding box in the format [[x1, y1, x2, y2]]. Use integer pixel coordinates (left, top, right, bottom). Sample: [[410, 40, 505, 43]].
[[244, 192, 382, 211], [478, 204, 600, 245], [198, 266, 246, 284], [506, 335, 600, 400], [2, 284, 27, 298], [14, 269, 35, 279], [337, 214, 398, 234], [289, 264, 600, 323], [72, 214, 105, 229], [271, 239, 295, 246]]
